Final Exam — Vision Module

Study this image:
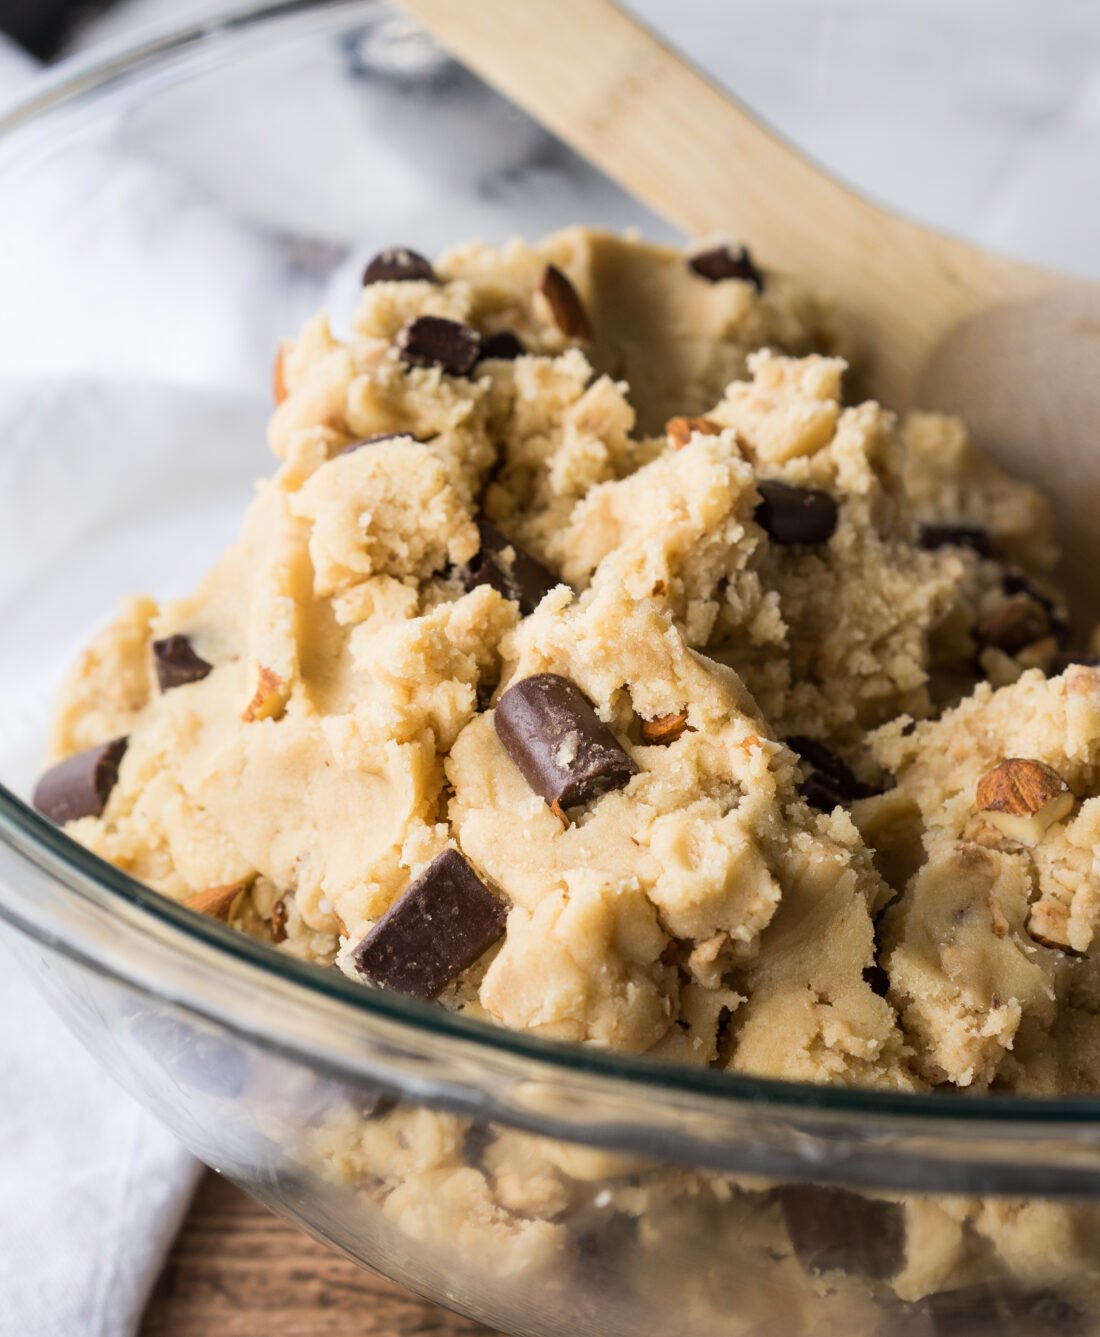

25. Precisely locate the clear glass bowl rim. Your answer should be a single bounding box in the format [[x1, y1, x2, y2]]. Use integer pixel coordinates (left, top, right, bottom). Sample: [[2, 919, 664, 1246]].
[[2, 0, 1099, 1137]]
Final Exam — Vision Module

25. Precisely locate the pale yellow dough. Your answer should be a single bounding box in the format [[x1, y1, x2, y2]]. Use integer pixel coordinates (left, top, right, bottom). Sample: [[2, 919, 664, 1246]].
[[45, 228, 1100, 1317]]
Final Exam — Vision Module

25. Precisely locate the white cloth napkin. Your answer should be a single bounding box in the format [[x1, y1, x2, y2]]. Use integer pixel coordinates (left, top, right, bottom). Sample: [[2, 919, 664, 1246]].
[[0, 32, 259, 1337], [0, 950, 201, 1335], [0, 373, 271, 1337], [2, 3, 1100, 1335]]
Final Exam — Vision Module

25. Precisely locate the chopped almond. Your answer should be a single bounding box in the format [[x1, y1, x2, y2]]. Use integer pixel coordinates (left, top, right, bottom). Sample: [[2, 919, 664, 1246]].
[[976, 758, 1073, 845], [666, 415, 724, 450], [641, 710, 690, 745], [242, 663, 289, 723], [183, 882, 247, 921]]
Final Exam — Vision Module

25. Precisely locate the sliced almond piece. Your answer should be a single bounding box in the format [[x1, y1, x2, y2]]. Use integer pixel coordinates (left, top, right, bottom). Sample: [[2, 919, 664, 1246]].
[[183, 882, 247, 921], [665, 415, 724, 450], [242, 662, 289, 723], [537, 264, 592, 340], [976, 758, 1074, 845], [641, 709, 690, 745]]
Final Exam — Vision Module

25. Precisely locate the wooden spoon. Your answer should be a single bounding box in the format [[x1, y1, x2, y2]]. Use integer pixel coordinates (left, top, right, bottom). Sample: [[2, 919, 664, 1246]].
[[397, 0, 1100, 609]]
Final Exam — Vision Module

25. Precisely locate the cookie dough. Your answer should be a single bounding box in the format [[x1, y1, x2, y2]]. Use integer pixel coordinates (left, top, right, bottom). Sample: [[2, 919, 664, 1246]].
[[35, 229, 1100, 1328]]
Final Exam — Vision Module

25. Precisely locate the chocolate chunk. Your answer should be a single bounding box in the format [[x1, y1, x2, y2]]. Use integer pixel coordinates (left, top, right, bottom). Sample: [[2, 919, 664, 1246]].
[[152, 634, 213, 691], [975, 594, 1051, 656], [362, 247, 437, 286], [862, 963, 890, 997], [898, 1286, 1084, 1337], [780, 1184, 904, 1279], [1050, 651, 1100, 674], [351, 849, 506, 1000], [455, 521, 560, 615], [1002, 571, 1070, 645], [538, 264, 593, 340], [688, 244, 765, 292], [494, 674, 638, 817], [399, 316, 481, 376], [476, 330, 525, 362], [575, 1212, 640, 1287], [916, 522, 994, 558], [788, 736, 873, 811], [755, 480, 838, 545], [33, 737, 128, 826]]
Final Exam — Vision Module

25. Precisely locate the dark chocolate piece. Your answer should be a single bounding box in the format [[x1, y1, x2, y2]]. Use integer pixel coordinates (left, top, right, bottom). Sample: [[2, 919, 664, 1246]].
[[1050, 651, 1100, 674], [362, 247, 438, 286], [755, 480, 838, 545], [494, 674, 638, 816], [898, 1285, 1084, 1337], [351, 849, 506, 1000], [688, 244, 765, 292], [780, 1184, 904, 1279], [455, 521, 560, 615], [1002, 570, 1070, 645], [862, 963, 890, 997], [538, 264, 593, 340], [916, 522, 994, 559], [788, 736, 873, 811], [152, 634, 213, 692], [398, 316, 482, 376], [33, 737, 128, 826], [975, 594, 1051, 657], [476, 330, 525, 362]]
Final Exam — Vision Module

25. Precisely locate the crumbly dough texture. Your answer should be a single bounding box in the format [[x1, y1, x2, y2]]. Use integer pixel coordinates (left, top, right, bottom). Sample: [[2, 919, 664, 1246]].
[[47, 229, 1100, 1319]]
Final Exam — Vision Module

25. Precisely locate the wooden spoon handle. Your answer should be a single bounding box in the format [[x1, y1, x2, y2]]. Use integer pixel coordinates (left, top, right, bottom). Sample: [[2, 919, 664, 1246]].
[[395, 0, 1061, 404], [401, 0, 851, 248]]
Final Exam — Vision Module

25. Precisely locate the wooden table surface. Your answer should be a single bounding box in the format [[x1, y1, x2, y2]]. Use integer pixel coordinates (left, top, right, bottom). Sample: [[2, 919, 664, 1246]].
[[142, 1171, 499, 1336]]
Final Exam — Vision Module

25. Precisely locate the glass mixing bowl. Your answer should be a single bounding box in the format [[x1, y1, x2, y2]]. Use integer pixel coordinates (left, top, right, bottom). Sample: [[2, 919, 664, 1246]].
[[3, 4, 1100, 1334]]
